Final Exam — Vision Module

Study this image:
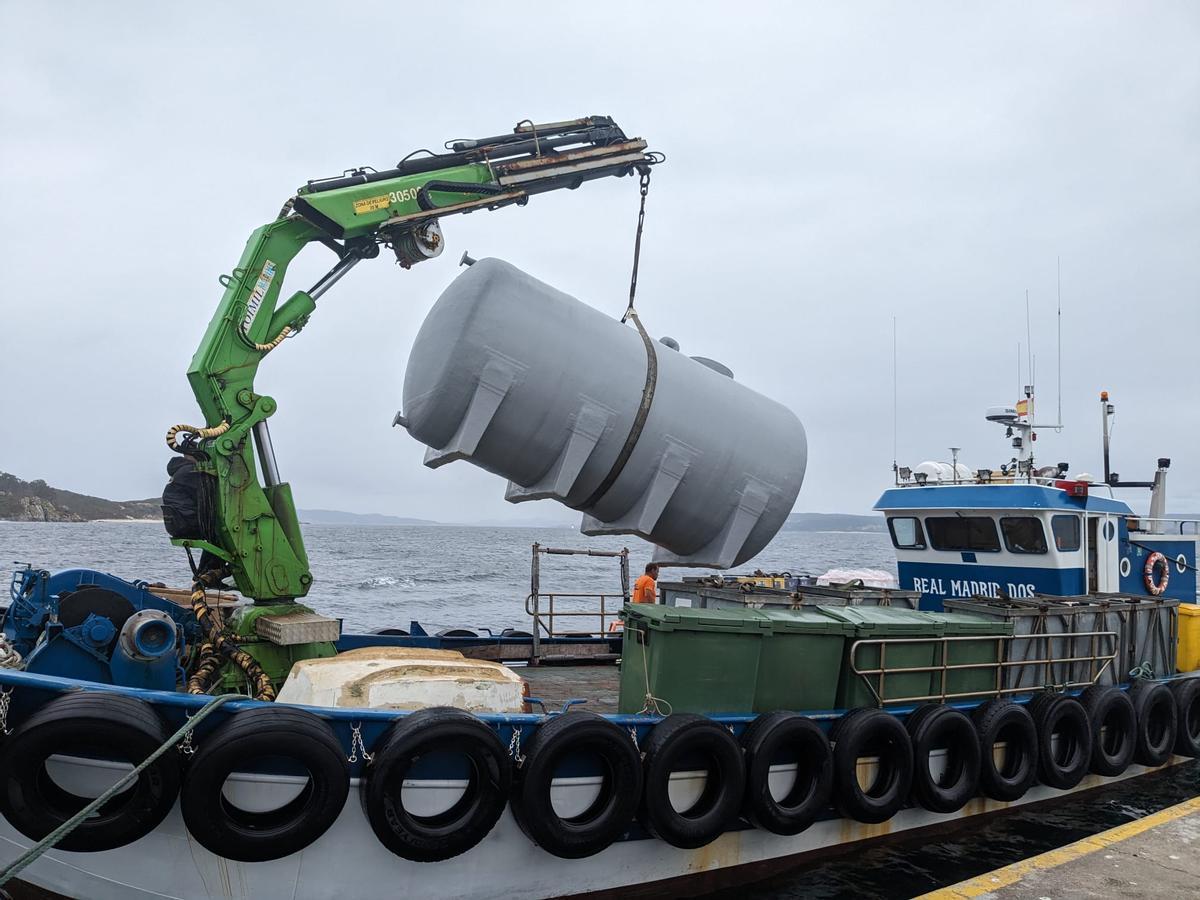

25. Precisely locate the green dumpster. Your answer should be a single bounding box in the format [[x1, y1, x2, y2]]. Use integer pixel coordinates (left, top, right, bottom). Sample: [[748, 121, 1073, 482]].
[[818, 606, 945, 708], [923, 612, 1013, 700], [618, 604, 770, 714], [753, 609, 856, 712]]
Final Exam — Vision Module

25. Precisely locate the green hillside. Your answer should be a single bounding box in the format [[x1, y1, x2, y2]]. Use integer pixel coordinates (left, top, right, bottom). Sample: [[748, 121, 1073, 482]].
[[0, 472, 159, 522]]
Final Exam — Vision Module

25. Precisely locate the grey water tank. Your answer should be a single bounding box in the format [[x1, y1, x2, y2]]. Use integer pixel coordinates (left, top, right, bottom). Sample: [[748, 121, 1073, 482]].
[[400, 259, 807, 567]]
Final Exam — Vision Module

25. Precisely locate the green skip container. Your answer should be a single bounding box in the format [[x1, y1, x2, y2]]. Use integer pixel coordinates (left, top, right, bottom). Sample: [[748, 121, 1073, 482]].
[[923, 611, 1013, 700], [618, 604, 770, 714], [753, 609, 856, 712], [818, 606, 945, 708]]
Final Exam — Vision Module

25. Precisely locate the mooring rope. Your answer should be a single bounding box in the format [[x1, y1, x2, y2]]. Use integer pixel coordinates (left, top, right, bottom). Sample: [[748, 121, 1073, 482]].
[[0, 636, 21, 670], [633, 625, 672, 717], [0, 693, 241, 889]]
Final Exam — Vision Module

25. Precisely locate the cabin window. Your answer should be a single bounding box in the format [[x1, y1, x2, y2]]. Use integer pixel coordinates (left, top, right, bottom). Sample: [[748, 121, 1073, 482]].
[[925, 516, 1001, 552], [1051, 514, 1082, 552], [888, 516, 926, 549], [1000, 516, 1048, 554]]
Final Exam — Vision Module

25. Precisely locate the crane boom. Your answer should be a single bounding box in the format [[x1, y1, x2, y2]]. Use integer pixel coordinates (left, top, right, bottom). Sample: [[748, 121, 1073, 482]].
[[164, 116, 659, 603]]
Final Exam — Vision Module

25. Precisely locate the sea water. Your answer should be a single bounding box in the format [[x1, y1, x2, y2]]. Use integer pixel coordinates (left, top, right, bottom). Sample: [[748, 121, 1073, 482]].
[[0, 522, 897, 633]]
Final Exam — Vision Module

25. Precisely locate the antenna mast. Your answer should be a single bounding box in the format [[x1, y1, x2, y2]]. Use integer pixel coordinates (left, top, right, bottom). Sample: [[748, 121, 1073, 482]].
[[1025, 289, 1033, 387], [892, 316, 898, 467], [1056, 256, 1063, 429], [1016, 343, 1021, 400]]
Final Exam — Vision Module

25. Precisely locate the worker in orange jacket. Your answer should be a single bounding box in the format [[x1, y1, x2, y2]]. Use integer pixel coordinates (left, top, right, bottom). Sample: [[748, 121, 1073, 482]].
[[632, 562, 660, 604]]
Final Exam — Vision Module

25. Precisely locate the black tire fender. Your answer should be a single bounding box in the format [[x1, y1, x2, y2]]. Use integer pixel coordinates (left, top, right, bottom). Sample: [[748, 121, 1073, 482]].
[[1028, 693, 1092, 790], [740, 712, 832, 835], [972, 699, 1037, 802], [830, 708, 913, 824], [906, 704, 980, 814], [638, 714, 745, 849], [1169, 677, 1200, 758], [361, 706, 511, 862], [1078, 685, 1136, 776], [1129, 680, 1177, 767], [511, 711, 642, 858], [181, 706, 349, 863], [0, 692, 181, 852]]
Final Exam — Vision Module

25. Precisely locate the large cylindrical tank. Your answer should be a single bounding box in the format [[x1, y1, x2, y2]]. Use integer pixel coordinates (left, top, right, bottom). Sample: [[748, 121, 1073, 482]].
[[400, 259, 806, 568]]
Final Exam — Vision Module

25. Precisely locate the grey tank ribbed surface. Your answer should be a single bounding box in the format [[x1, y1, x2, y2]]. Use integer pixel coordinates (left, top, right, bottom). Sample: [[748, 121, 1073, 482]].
[[401, 259, 806, 567]]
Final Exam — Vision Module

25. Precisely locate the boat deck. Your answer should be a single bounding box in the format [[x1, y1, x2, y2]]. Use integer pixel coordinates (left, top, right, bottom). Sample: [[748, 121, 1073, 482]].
[[517, 662, 622, 714]]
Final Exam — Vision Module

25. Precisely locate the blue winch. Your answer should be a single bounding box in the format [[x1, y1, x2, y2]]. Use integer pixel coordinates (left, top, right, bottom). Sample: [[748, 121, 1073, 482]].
[[4, 566, 198, 691]]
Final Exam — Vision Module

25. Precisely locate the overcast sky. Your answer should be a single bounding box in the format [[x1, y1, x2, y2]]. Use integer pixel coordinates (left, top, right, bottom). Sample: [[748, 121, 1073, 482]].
[[1, 2, 1196, 526]]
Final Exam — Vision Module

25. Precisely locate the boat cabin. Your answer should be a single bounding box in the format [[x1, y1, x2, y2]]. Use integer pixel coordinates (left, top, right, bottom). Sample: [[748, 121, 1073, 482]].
[[876, 482, 1198, 610], [876, 392, 1198, 611]]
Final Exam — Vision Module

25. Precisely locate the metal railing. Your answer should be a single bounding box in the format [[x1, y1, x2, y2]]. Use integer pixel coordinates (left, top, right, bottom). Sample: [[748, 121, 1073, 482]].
[[1127, 516, 1200, 536], [848, 631, 1121, 707], [524, 592, 626, 637], [527, 543, 630, 662]]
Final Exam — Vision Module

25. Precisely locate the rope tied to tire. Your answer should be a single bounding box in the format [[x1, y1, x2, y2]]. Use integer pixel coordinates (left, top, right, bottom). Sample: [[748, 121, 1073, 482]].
[[0, 692, 240, 889]]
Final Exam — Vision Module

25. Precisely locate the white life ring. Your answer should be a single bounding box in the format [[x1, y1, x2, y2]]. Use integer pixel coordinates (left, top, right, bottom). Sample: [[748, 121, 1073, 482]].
[[1143, 551, 1169, 596]]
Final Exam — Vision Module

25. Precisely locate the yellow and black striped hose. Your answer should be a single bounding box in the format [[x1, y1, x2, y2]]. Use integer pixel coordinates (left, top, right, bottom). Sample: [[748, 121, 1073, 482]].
[[186, 576, 277, 701]]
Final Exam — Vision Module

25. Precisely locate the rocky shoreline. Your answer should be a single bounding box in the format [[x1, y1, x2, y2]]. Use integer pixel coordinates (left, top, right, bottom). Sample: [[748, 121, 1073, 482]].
[[0, 472, 159, 523]]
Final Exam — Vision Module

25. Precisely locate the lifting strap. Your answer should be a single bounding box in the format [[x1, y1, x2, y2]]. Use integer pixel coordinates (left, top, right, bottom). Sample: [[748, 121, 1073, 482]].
[[580, 170, 657, 510]]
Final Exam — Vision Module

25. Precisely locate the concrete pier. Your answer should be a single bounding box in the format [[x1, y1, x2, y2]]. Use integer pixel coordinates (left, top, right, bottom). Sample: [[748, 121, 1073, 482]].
[[920, 796, 1200, 899]]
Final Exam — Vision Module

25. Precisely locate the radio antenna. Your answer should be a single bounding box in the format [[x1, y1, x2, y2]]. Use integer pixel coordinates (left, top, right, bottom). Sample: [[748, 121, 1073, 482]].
[[1056, 256, 1063, 429], [1025, 289, 1033, 388], [892, 316, 898, 466]]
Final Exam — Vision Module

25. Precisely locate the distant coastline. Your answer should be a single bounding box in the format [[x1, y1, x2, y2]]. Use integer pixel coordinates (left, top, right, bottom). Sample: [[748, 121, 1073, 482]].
[[782, 512, 885, 533], [0, 471, 159, 523], [297, 509, 439, 526], [1, 470, 888, 530]]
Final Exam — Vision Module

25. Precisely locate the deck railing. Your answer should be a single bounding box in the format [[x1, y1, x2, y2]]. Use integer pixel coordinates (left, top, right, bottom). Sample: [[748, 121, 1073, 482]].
[[848, 630, 1121, 707], [1127, 516, 1200, 536], [526, 543, 630, 662]]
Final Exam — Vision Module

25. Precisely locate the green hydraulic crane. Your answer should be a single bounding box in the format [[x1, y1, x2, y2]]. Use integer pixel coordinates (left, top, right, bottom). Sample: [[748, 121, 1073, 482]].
[[164, 116, 660, 606]]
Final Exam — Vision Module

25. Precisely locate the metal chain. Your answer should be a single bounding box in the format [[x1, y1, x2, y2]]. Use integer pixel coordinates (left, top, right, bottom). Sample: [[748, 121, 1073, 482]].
[[178, 713, 196, 756], [349, 723, 373, 764], [0, 687, 11, 737], [507, 727, 525, 766], [621, 170, 651, 324]]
